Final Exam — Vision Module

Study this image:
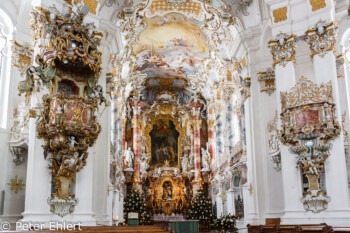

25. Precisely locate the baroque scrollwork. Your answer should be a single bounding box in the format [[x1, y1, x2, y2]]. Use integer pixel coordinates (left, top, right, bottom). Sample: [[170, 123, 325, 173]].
[[305, 21, 338, 58], [268, 33, 297, 67], [279, 76, 340, 213], [10, 40, 33, 76]]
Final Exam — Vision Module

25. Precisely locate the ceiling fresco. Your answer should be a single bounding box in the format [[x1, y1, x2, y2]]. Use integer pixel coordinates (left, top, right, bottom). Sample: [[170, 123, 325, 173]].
[[133, 13, 209, 79]]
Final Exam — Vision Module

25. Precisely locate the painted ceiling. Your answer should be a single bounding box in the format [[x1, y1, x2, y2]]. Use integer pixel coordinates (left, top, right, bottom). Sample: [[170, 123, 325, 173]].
[[133, 13, 209, 79]]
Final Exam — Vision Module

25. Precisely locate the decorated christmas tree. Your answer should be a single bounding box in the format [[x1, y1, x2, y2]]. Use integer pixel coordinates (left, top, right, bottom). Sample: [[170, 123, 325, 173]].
[[187, 189, 214, 223], [123, 190, 151, 225]]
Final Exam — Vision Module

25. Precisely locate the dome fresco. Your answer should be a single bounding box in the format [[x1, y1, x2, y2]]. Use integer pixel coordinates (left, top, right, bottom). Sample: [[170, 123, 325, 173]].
[[133, 13, 208, 78]]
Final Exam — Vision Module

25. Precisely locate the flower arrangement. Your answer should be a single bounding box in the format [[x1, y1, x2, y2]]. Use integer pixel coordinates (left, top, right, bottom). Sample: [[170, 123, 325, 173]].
[[214, 214, 237, 233], [123, 190, 151, 225]]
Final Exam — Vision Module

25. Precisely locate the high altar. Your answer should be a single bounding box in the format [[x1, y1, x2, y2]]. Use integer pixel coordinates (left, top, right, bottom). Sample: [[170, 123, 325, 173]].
[[122, 90, 211, 216]]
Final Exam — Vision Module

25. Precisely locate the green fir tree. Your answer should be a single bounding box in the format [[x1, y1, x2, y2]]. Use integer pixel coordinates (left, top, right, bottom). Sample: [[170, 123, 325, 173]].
[[123, 190, 151, 225], [188, 189, 214, 223]]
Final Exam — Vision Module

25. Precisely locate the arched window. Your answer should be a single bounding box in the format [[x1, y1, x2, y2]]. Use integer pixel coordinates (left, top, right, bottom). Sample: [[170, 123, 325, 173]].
[[0, 8, 14, 128]]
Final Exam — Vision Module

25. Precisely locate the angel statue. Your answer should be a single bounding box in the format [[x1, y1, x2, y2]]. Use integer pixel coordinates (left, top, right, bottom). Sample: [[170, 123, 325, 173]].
[[124, 147, 134, 170], [140, 153, 149, 174], [201, 148, 210, 171]]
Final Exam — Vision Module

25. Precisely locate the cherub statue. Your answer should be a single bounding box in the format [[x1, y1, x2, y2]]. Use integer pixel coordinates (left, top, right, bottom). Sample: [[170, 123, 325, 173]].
[[68, 136, 78, 148]]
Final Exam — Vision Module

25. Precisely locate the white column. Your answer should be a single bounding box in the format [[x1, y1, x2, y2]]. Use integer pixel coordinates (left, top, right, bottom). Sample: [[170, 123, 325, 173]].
[[73, 148, 96, 225], [119, 193, 124, 223], [19, 94, 52, 226], [274, 62, 305, 222], [112, 190, 119, 223], [243, 96, 259, 224], [312, 52, 350, 223], [344, 57, 350, 117], [216, 194, 223, 217], [226, 189, 235, 215]]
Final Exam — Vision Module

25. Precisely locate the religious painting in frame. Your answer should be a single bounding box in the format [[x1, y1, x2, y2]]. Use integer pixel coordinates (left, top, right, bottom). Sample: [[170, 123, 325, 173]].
[[150, 119, 179, 167]]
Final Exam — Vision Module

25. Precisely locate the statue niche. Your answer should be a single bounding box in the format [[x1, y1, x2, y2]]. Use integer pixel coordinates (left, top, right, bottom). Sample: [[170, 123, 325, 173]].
[[150, 119, 179, 168]]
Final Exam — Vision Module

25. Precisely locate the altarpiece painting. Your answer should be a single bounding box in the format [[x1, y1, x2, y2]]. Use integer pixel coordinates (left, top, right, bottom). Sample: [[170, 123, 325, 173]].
[[150, 119, 179, 167]]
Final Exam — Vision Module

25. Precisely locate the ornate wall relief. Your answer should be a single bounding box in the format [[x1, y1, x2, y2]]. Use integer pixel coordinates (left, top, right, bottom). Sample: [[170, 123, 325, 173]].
[[305, 21, 338, 58], [257, 67, 276, 95], [11, 41, 33, 76], [280, 76, 340, 213], [267, 111, 281, 171], [18, 5, 109, 217], [268, 33, 297, 67]]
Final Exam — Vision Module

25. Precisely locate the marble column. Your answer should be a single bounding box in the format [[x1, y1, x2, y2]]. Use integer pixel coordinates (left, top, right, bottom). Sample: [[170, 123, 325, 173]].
[[268, 33, 305, 222], [130, 100, 147, 186], [306, 21, 350, 223], [193, 117, 202, 181], [121, 115, 127, 168]]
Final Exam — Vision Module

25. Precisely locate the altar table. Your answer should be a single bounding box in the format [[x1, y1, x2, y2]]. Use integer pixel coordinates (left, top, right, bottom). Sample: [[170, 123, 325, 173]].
[[168, 220, 199, 233]]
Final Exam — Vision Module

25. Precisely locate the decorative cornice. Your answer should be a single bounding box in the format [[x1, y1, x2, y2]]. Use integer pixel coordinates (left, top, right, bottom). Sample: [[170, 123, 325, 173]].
[[305, 21, 338, 58], [268, 33, 297, 67]]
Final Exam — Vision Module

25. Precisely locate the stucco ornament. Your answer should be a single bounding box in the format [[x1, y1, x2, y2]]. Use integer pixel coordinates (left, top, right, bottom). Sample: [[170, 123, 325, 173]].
[[267, 111, 281, 171], [268, 33, 297, 67], [257, 67, 276, 96], [305, 21, 338, 58], [280, 76, 340, 213]]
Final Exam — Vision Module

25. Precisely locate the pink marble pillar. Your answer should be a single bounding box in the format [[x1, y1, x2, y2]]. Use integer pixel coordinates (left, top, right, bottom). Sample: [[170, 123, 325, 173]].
[[129, 100, 147, 184], [187, 100, 204, 189]]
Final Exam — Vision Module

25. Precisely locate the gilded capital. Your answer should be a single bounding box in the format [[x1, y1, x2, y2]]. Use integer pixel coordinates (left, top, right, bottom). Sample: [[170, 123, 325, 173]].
[[305, 21, 338, 58], [193, 119, 202, 129], [268, 33, 297, 67], [131, 118, 141, 128], [207, 119, 215, 129]]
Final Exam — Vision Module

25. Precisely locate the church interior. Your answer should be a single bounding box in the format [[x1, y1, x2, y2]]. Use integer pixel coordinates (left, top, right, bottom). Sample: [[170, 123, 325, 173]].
[[0, 0, 350, 232]]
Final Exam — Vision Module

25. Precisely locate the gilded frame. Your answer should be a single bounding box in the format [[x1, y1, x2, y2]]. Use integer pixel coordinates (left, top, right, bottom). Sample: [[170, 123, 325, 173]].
[[143, 112, 187, 168]]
